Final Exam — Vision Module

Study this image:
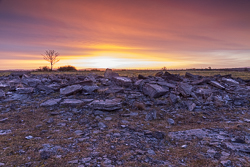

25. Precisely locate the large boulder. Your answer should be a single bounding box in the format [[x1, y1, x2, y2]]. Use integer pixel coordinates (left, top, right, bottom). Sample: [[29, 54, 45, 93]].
[[185, 72, 201, 80], [113, 77, 132, 87], [177, 82, 193, 97], [162, 71, 182, 82], [60, 84, 82, 96], [143, 83, 168, 98], [90, 98, 122, 111], [104, 69, 119, 79]]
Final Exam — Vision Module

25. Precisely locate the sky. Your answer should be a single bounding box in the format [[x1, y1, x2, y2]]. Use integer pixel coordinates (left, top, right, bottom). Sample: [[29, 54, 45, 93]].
[[0, 0, 250, 70]]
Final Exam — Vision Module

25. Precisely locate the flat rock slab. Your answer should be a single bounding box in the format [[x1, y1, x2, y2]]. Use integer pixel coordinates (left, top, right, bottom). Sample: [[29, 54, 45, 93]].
[[105, 87, 124, 94], [82, 86, 99, 93], [16, 87, 34, 94], [143, 83, 168, 98], [209, 81, 225, 89], [168, 128, 229, 141], [60, 84, 82, 96], [22, 78, 41, 87], [91, 98, 122, 111], [40, 98, 61, 107], [157, 82, 175, 89], [177, 82, 193, 97], [113, 77, 132, 87], [0, 83, 9, 89], [60, 99, 84, 106], [222, 78, 239, 85], [0, 129, 11, 135]]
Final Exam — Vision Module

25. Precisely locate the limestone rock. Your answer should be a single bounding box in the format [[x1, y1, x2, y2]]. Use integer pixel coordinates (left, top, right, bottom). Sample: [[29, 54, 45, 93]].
[[90, 98, 122, 111], [104, 69, 119, 79], [155, 71, 163, 77], [60, 84, 82, 96], [185, 72, 201, 80], [143, 83, 168, 98], [0, 89, 5, 98], [16, 87, 34, 94], [162, 71, 182, 81], [222, 77, 239, 85], [22, 78, 41, 87], [113, 77, 132, 87], [209, 81, 225, 89], [82, 85, 99, 93], [60, 99, 84, 106], [177, 82, 193, 97], [40, 98, 61, 107]]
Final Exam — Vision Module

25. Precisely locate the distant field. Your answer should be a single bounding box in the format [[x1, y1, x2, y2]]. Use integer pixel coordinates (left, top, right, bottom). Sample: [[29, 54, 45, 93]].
[[1, 70, 250, 79]]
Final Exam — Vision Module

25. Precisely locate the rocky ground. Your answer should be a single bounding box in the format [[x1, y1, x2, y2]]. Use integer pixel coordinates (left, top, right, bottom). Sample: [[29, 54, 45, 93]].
[[0, 69, 250, 167]]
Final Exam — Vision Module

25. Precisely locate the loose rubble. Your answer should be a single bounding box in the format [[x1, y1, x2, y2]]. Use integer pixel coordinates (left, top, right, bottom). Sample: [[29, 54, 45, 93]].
[[0, 69, 249, 166]]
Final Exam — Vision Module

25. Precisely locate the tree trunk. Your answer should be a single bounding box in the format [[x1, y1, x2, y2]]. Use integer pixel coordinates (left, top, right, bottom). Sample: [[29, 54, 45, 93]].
[[51, 63, 53, 71]]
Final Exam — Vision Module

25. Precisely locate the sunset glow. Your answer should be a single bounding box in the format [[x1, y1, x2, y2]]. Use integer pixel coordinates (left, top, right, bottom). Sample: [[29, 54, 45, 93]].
[[0, 0, 250, 70]]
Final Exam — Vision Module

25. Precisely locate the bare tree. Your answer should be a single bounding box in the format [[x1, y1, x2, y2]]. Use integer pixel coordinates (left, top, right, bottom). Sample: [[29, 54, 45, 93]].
[[42, 50, 60, 71], [162, 66, 167, 71]]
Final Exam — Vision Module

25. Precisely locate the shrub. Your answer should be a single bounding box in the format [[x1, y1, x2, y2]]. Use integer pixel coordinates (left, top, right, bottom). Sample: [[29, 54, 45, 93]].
[[37, 66, 50, 72], [134, 102, 145, 110], [57, 65, 77, 71], [90, 68, 100, 72]]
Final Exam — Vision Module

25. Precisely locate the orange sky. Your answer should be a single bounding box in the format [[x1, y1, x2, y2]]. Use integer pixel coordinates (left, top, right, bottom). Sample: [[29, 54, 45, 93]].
[[0, 0, 250, 70]]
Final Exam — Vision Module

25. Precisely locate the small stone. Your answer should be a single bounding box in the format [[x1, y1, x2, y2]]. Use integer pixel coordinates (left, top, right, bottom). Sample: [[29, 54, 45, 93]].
[[152, 131, 165, 139], [220, 160, 232, 167], [25, 135, 33, 139], [147, 149, 156, 155], [68, 160, 78, 164], [243, 118, 250, 123], [103, 159, 112, 165], [167, 118, 175, 125], [113, 133, 121, 137], [46, 118, 54, 124], [74, 130, 84, 136], [0, 118, 8, 123], [98, 122, 107, 129], [136, 149, 146, 155], [40, 150, 51, 160], [81, 157, 92, 163], [181, 145, 187, 149], [104, 117, 112, 121], [50, 112, 60, 116], [0, 89, 5, 98]]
